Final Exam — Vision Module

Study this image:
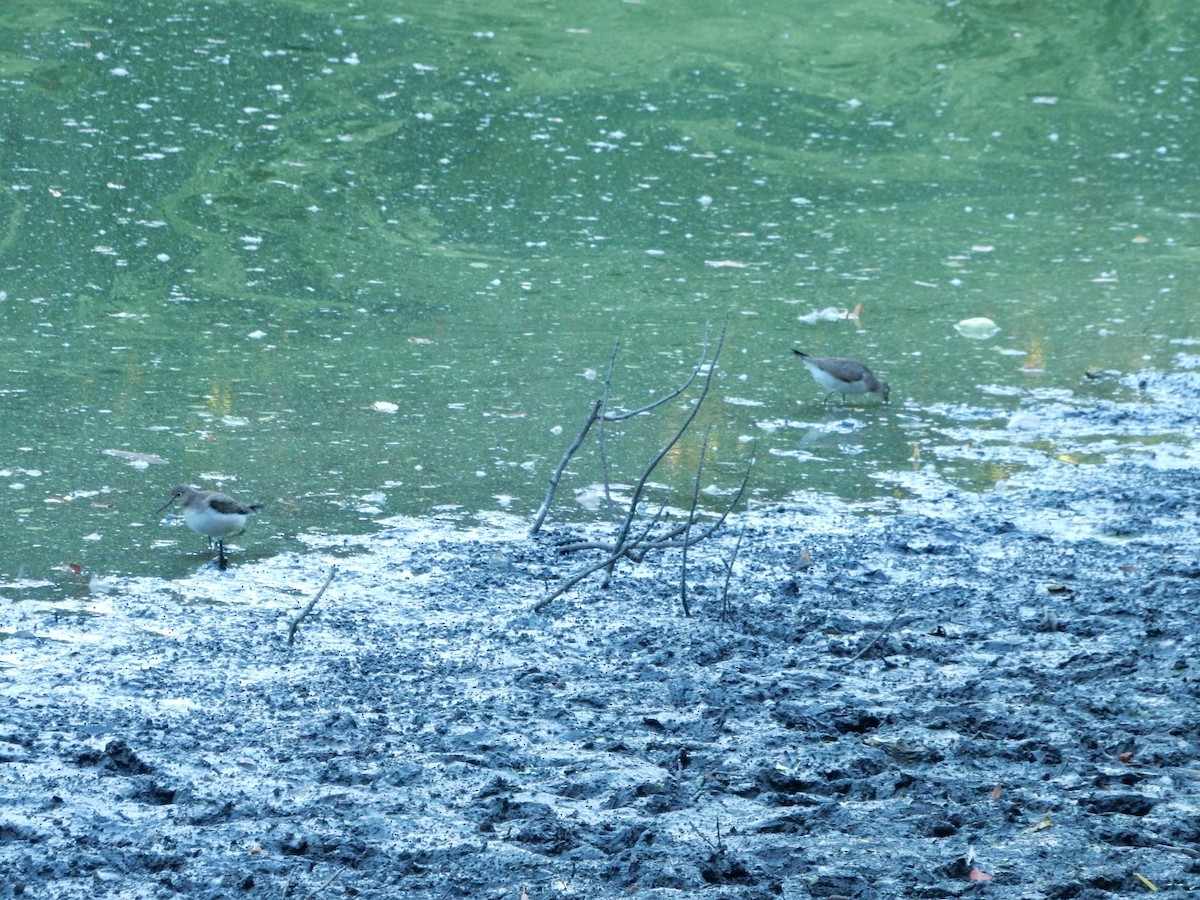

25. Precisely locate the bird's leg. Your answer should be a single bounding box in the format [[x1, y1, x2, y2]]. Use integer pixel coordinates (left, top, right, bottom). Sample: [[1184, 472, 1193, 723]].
[[217, 540, 229, 571]]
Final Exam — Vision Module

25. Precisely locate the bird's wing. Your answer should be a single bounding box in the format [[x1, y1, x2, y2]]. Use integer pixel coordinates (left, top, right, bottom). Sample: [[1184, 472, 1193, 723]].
[[209, 495, 255, 516]]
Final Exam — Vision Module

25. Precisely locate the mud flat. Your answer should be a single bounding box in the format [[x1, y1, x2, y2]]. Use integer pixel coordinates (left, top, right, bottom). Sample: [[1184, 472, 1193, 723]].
[[2, 369, 1199, 899]]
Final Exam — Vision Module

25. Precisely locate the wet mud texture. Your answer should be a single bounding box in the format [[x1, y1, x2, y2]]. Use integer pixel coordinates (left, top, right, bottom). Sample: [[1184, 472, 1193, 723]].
[[3, 458, 1200, 898]]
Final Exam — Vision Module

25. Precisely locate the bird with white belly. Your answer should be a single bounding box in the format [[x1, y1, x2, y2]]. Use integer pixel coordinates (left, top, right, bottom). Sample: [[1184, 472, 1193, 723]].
[[156, 483, 262, 570]]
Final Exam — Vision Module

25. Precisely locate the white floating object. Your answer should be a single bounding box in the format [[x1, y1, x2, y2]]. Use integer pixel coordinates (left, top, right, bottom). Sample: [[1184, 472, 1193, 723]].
[[103, 449, 168, 467], [89, 574, 118, 594], [723, 396, 764, 408], [372, 401, 399, 413], [797, 306, 851, 324], [1007, 410, 1042, 431], [954, 317, 1001, 340]]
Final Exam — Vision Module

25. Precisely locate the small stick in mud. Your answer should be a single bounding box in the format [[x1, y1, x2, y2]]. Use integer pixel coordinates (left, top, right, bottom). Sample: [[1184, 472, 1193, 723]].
[[300, 864, 347, 899], [841, 607, 904, 666], [718, 523, 747, 619], [286, 566, 338, 646], [689, 819, 726, 853]]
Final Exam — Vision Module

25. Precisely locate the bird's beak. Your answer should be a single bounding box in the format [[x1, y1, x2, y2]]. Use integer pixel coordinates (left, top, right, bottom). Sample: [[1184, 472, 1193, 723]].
[[154, 497, 176, 515]]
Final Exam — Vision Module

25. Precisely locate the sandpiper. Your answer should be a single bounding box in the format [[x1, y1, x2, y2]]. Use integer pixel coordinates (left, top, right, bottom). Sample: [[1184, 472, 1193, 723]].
[[793, 349, 890, 404], [156, 483, 262, 570]]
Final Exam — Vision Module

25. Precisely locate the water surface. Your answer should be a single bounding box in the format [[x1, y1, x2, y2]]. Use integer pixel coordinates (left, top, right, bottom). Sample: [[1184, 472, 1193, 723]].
[[2, 0, 1197, 597]]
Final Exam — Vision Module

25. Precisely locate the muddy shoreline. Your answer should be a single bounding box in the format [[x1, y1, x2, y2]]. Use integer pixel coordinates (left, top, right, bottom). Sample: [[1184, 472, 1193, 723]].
[[3, 371, 1199, 899]]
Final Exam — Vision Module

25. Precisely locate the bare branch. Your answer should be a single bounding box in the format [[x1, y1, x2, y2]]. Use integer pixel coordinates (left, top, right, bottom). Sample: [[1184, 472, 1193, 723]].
[[607, 504, 669, 571], [679, 423, 715, 618], [529, 398, 604, 535], [532, 325, 718, 535], [604, 322, 726, 581], [652, 450, 755, 550], [533, 506, 665, 612], [601, 321, 712, 421], [533, 318, 751, 612], [554, 510, 689, 555], [597, 341, 620, 518]]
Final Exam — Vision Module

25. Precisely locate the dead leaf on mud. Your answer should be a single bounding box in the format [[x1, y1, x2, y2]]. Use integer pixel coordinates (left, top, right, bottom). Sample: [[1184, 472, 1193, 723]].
[[1134, 872, 1158, 891], [861, 735, 930, 762]]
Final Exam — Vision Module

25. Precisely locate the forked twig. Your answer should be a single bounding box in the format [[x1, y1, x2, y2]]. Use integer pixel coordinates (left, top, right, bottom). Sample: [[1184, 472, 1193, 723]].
[[602, 321, 712, 422], [532, 507, 666, 612], [532, 318, 755, 612], [552, 449, 753, 557], [529, 324, 715, 536], [602, 325, 726, 582]]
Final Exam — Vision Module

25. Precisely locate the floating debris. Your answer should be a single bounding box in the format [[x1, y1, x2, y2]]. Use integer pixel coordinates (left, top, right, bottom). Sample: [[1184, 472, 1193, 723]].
[[953, 317, 1001, 340], [103, 449, 168, 468]]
